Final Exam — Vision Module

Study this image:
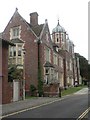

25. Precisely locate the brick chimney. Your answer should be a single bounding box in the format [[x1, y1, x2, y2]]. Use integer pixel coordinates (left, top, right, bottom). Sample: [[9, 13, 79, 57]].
[[30, 12, 38, 26]]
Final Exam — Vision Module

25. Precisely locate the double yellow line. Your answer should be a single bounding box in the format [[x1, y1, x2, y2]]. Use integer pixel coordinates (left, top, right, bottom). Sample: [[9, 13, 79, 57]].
[[77, 107, 90, 120]]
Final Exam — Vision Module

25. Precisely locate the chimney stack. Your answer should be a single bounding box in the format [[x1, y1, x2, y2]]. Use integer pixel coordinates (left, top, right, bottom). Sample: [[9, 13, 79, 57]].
[[30, 12, 38, 26]]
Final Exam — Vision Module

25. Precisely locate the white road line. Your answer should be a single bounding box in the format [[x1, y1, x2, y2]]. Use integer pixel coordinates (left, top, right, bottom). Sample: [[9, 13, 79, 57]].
[[76, 107, 90, 120], [2, 98, 64, 118]]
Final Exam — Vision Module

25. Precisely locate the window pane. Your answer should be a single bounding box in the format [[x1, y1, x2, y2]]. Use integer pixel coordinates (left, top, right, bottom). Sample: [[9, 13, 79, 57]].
[[9, 47, 13, 57], [12, 27, 19, 38], [18, 46, 22, 56], [18, 51, 21, 56], [10, 51, 12, 57], [13, 47, 16, 56], [13, 51, 16, 56], [45, 48, 50, 62]]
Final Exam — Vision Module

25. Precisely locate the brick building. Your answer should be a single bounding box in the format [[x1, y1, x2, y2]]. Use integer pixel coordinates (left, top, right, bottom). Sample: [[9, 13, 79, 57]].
[[2, 8, 80, 101], [0, 38, 14, 104]]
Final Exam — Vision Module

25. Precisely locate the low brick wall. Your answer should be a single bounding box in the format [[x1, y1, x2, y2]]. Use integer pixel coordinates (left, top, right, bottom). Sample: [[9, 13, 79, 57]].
[[43, 84, 59, 97]]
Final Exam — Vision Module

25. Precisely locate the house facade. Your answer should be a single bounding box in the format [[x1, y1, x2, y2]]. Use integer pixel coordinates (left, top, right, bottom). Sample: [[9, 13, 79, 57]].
[[2, 9, 39, 97], [2, 8, 80, 101]]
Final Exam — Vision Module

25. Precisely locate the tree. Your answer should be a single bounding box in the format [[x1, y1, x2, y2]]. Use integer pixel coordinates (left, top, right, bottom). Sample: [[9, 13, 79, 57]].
[[8, 65, 23, 82], [75, 53, 88, 80]]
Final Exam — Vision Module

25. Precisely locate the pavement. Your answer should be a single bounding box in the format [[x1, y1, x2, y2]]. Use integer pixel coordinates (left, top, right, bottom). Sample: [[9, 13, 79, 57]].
[[1, 87, 88, 118], [74, 87, 88, 95]]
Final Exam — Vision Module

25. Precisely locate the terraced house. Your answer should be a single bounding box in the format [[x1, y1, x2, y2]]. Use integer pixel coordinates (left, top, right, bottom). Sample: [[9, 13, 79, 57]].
[[2, 8, 81, 103]]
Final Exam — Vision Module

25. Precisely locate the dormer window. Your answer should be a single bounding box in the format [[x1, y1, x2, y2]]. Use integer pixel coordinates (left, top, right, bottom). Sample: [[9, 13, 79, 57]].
[[12, 27, 19, 38], [10, 26, 21, 39]]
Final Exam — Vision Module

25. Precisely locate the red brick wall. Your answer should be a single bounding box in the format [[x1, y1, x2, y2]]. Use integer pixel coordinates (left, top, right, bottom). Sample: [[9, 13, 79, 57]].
[[0, 43, 2, 104], [2, 43, 12, 104], [43, 84, 59, 97], [23, 31, 38, 92], [0, 77, 2, 104]]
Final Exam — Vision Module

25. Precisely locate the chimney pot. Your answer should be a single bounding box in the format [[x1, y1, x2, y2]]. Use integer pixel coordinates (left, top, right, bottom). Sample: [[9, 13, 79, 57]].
[[30, 12, 38, 26]]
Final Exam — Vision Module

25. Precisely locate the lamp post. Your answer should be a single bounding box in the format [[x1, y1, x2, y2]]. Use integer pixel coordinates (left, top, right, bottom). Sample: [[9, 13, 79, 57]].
[[22, 48, 26, 100]]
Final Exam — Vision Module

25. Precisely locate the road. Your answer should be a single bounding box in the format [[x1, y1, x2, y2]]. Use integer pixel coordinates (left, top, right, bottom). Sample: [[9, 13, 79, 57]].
[[5, 92, 88, 119]]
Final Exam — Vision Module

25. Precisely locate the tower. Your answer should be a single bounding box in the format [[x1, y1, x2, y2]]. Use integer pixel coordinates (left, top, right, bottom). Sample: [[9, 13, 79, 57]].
[[52, 20, 66, 49]]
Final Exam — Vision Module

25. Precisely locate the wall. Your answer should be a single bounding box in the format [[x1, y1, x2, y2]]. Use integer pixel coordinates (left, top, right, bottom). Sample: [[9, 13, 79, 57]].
[[2, 43, 12, 104]]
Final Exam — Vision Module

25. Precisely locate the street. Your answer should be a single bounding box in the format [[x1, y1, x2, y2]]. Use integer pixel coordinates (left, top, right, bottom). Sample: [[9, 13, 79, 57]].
[[4, 93, 88, 119]]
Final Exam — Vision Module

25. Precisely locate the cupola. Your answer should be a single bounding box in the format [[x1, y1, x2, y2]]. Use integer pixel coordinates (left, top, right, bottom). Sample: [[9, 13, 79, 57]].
[[52, 20, 65, 33]]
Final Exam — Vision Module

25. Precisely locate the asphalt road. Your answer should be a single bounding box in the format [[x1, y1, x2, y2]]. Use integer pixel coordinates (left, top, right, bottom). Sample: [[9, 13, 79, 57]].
[[6, 94, 88, 119]]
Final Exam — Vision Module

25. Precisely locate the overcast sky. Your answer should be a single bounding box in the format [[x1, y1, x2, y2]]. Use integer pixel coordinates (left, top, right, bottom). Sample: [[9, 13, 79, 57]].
[[0, 0, 88, 60]]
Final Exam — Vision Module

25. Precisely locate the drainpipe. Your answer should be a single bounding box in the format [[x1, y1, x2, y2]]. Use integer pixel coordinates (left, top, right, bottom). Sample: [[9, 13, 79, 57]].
[[63, 58, 67, 90]]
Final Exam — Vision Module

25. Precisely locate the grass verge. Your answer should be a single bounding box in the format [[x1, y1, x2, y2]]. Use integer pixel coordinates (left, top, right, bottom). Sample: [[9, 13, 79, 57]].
[[25, 96, 37, 99], [61, 85, 87, 96]]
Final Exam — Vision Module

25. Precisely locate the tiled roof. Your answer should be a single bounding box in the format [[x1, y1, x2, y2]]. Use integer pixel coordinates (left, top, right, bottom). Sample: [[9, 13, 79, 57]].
[[11, 38, 24, 43], [26, 22, 44, 37], [31, 24, 44, 37], [44, 61, 54, 68]]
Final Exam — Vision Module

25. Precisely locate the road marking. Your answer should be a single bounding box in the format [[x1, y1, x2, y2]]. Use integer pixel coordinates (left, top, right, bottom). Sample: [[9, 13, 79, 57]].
[[76, 107, 90, 120], [2, 98, 64, 118]]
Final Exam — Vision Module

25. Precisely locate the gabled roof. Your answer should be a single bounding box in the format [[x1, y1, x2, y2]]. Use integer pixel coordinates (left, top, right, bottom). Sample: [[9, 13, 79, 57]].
[[3, 8, 39, 39], [3, 8, 45, 41], [15, 9, 44, 38], [26, 21, 44, 37], [11, 38, 24, 43]]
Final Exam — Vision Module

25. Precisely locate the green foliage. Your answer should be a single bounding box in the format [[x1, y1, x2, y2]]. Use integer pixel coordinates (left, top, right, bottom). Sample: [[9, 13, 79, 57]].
[[8, 65, 23, 82], [88, 64, 90, 80], [75, 53, 88, 79], [30, 84, 36, 92], [30, 84, 36, 96], [62, 85, 87, 96], [38, 62, 43, 97]]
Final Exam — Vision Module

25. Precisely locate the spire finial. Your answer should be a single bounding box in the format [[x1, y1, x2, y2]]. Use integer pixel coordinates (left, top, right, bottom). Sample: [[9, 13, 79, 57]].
[[15, 7, 18, 12], [58, 19, 60, 25], [57, 14, 60, 25]]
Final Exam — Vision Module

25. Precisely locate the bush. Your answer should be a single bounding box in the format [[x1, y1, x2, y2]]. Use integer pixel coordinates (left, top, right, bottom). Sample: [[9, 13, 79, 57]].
[[30, 85, 36, 96]]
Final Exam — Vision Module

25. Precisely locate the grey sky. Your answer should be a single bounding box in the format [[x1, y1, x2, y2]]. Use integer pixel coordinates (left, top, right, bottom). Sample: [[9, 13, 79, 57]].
[[0, 0, 88, 59]]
